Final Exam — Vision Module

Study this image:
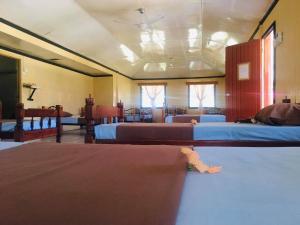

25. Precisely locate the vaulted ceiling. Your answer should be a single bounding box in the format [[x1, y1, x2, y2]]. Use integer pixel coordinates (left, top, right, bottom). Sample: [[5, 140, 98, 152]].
[[0, 0, 273, 79]]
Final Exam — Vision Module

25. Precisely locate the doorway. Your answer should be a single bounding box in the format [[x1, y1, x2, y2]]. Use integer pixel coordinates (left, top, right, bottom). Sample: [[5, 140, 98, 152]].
[[261, 23, 275, 107], [0, 55, 20, 119]]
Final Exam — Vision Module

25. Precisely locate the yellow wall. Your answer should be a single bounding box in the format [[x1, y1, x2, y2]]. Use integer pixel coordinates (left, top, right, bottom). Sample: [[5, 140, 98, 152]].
[[0, 49, 93, 115], [256, 0, 300, 103], [132, 77, 225, 111], [113, 74, 132, 107], [0, 48, 225, 112], [93, 76, 113, 106]]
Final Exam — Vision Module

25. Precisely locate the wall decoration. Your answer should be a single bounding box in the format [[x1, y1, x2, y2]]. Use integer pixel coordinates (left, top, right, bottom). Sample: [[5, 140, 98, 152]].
[[238, 62, 250, 80]]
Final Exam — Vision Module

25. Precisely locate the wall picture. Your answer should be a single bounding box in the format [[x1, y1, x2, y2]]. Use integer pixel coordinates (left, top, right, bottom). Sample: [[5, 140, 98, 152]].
[[238, 62, 250, 80]]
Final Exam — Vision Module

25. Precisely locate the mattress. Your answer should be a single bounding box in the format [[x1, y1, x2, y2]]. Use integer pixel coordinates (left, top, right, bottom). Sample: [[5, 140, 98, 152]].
[[193, 122, 300, 141], [176, 146, 300, 225], [1, 118, 57, 132], [165, 114, 226, 123], [0, 143, 187, 225]]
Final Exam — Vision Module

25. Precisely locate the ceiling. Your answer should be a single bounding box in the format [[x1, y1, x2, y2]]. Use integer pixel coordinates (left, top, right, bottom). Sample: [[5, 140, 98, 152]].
[[0, 30, 110, 76], [0, 0, 273, 79]]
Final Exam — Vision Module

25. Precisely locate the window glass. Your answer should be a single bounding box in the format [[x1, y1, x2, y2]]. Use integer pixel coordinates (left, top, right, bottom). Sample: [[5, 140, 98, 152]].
[[141, 85, 165, 108], [189, 84, 215, 108]]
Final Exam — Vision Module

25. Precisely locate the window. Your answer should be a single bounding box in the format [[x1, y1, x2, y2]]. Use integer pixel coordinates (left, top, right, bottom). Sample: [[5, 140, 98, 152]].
[[188, 83, 215, 108], [141, 85, 165, 108]]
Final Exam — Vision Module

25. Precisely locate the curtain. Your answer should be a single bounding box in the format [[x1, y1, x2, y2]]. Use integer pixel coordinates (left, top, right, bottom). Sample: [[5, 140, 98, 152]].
[[144, 86, 163, 108], [194, 85, 207, 108]]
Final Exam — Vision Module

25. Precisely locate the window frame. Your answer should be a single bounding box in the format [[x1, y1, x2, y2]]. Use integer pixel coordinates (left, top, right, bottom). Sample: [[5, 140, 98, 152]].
[[139, 83, 167, 109], [187, 82, 217, 109]]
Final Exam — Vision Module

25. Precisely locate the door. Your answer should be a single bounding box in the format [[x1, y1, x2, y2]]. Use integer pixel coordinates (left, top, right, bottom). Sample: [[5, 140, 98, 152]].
[[225, 39, 261, 122], [0, 55, 19, 119]]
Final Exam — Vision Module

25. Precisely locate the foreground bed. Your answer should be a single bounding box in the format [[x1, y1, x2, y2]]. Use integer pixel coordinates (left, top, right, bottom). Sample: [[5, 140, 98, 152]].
[[1, 143, 300, 225]]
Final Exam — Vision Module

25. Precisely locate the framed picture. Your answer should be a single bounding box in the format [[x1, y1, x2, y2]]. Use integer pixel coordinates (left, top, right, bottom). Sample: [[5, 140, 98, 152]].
[[238, 62, 250, 80]]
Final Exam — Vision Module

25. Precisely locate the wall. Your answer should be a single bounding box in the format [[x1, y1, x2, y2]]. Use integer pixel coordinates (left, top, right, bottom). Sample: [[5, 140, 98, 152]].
[[113, 74, 132, 107], [0, 49, 94, 115], [93, 76, 113, 106], [132, 77, 225, 111], [256, 0, 300, 103]]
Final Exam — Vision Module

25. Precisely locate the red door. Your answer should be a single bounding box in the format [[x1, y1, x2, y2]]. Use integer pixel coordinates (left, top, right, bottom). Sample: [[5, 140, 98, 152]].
[[225, 39, 261, 122]]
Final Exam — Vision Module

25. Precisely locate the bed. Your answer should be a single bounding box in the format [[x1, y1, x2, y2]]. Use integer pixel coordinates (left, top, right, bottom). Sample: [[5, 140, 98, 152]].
[[85, 97, 300, 146], [0, 102, 63, 142], [84, 96, 124, 143], [92, 122, 300, 146], [165, 114, 226, 123], [1, 143, 300, 225]]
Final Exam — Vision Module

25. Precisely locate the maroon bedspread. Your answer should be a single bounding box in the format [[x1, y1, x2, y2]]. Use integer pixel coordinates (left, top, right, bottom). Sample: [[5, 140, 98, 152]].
[[173, 115, 201, 123], [0, 142, 187, 225], [117, 123, 193, 141]]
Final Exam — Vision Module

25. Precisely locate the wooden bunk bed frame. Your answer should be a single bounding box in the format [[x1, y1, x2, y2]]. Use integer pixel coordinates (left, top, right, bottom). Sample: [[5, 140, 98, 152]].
[[0, 102, 62, 142], [84, 96, 124, 143], [84, 97, 300, 147]]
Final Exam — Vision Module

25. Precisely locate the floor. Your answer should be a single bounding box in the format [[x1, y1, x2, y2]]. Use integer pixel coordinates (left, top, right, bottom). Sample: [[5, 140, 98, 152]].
[[40, 128, 85, 144]]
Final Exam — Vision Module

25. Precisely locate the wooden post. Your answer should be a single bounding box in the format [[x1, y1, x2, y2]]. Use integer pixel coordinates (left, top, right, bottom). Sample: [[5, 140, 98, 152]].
[[15, 103, 25, 142], [85, 95, 94, 143], [117, 100, 124, 122], [56, 105, 62, 143]]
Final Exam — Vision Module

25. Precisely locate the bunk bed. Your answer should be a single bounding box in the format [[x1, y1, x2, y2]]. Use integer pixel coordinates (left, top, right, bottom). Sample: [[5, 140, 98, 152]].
[[1, 142, 300, 225], [84, 97, 300, 146], [0, 102, 62, 142]]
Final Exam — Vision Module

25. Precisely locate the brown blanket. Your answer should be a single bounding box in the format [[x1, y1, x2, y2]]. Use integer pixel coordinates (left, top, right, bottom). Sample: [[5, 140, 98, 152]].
[[0, 143, 187, 225], [255, 103, 300, 125], [117, 123, 193, 141], [173, 115, 201, 123]]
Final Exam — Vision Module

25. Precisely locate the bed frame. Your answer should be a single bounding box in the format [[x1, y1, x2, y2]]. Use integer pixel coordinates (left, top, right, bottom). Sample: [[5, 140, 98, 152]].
[[84, 96, 124, 143], [0, 102, 62, 142], [84, 97, 300, 147]]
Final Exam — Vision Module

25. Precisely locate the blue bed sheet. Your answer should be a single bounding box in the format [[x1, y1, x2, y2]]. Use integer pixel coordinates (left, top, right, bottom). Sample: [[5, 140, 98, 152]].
[[200, 114, 226, 122], [193, 122, 300, 141], [94, 123, 119, 139], [1, 118, 56, 132], [0, 142, 24, 151], [176, 147, 300, 225]]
